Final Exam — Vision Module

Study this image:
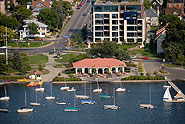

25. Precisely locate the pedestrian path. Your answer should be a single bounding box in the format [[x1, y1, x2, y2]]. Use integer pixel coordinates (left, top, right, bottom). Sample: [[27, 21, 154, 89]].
[[41, 53, 62, 82]]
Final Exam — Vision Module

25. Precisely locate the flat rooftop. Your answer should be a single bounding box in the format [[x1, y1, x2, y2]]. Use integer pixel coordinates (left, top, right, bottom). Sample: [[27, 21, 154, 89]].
[[95, 0, 143, 4]]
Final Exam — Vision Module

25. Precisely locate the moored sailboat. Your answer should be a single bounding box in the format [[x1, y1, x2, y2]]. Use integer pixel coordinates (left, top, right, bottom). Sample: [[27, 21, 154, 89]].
[[30, 91, 40, 106], [93, 80, 102, 93], [81, 84, 95, 104], [0, 86, 10, 101], [104, 88, 119, 109], [45, 84, 55, 100], [17, 91, 33, 113]]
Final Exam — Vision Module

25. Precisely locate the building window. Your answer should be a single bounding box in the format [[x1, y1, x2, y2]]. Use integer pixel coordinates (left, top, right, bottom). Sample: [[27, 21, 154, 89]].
[[95, 32, 103, 37], [95, 26, 103, 30], [112, 20, 118, 25], [127, 26, 137, 31], [120, 13, 124, 18], [95, 38, 101, 42], [104, 38, 110, 41], [138, 26, 142, 31], [41, 32, 45, 35], [127, 32, 135, 37], [112, 38, 118, 42], [121, 5, 125, 11], [104, 14, 109, 18], [104, 26, 109, 30], [40, 27, 45, 30], [137, 38, 142, 42], [104, 31, 110, 37], [127, 38, 134, 42], [120, 25, 124, 30], [104, 19, 109, 24], [94, 5, 103, 12], [120, 31, 124, 36], [95, 14, 104, 18], [126, 5, 141, 12], [127, 20, 137, 25], [112, 26, 118, 31], [120, 37, 124, 41], [120, 20, 124, 24], [95, 20, 103, 24], [138, 32, 142, 37], [112, 14, 118, 18], [112, 32, 118, 37]]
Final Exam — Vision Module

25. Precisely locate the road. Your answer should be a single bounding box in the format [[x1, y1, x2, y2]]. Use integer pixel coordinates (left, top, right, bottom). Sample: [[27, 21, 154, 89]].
[[9, 2, 92, 54], [142, 59, 162, 74]]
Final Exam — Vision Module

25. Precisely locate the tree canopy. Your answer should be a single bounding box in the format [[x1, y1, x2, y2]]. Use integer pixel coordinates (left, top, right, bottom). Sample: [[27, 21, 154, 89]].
[[28, 22, 39, 35], [144, 0, 152, 10], [88, 41, 130, 60], [0, 26, 15, 46], [159, 14, 180, 26], [0, 14, 20, 30], [162, 20, 185, 64], [13, 6, 32, 22], [38, 8, 60, 30]]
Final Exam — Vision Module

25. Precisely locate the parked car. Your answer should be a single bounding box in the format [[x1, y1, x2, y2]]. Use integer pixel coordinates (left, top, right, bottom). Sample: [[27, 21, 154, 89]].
[[82, 12, 87, 16], [141, 57, 149, 60]]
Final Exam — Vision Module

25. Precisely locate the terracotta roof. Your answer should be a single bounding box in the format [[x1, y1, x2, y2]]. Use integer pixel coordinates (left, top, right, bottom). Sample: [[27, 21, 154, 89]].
[[32, 0, 50, 9], [165, 8, 182, 16], [73, 58, 127, 68], [35, 70, 42, 74]]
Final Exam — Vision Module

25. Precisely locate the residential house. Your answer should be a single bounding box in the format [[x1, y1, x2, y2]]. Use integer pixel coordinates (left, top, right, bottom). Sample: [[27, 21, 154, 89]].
[[145, 7, 159, 26], [92, 0, 146, 44], [0, 0, 5, 14], [19, 20, 48, 39], [165, 0, 184, 19], [149, 0, 163, 12]]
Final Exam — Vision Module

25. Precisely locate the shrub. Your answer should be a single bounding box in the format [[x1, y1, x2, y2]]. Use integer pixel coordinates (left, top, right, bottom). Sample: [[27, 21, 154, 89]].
[[153, 71, 158, 76], [121, 75, 165, 80], [146, 73, 150, 77]]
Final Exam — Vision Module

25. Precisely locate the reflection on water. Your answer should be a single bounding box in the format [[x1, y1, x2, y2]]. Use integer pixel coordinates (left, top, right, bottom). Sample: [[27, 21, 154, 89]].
[[0, 81, 185, 124]]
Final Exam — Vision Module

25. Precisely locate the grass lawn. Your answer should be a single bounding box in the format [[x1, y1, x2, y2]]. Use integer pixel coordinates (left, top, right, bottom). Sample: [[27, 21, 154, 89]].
[[8, 42, 51, 47], [129, 48, 161, 58], [164, 63, 185, 68], [55, 54, 73, 63], [29, 54, 48, 64], [118, 44, 137, 49]]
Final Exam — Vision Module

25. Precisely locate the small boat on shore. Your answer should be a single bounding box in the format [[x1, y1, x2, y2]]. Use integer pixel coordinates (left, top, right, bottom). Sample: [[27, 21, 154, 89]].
[[17, 91, 33, 113], [0, 86, 10, 101], [27, 81, 35, 87]]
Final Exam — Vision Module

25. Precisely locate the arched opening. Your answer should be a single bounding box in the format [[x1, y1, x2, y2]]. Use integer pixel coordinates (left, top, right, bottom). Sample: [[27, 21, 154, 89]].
[[85, 68, 88, 73], [104, 68, 109, 74], [77, 68, 82, 74], [112, 67, 116, 73], [92, 68, 96, 74], [118, 67, 123, 73], [98, 68, 103, 74]]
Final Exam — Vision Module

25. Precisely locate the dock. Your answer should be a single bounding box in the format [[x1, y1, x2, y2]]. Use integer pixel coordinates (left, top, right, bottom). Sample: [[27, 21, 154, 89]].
[[0, 109, 9, 113], [166, 78, 185, 100]]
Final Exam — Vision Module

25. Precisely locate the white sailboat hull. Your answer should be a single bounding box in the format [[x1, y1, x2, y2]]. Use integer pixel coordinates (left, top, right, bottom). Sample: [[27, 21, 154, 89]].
[[93, 88, 102, 93], [35, 88, 45, 92], [163, 99, 185, 103], [75, 95, 90, 99], [140, 104, 155, 109], [45, 96, 55, 100], [0, 97, 10, 101], [30, 103, 40, 106], [60, 87, 70, 91], [116, 88, 126, 92], [104, 105, 119, 109], [17, 108, 33, 113], [56, 102, 66, 105]]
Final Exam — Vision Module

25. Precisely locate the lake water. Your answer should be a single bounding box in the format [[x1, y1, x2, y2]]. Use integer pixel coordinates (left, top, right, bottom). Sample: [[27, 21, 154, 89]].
[[0, 81, 185, 124]]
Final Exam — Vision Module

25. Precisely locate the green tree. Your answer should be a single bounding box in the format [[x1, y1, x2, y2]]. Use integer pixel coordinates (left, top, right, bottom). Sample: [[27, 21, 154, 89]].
[[71, 32, 82, 45], [16, 0, 32, 5], [144, 0, 152, 10], [38, 64, 44, 71], [28, 22, 39, 35], [115, 48, 130, 61], [0, 26, 14, 46], [177, 53, 185, 66], [0, 55, 8, 74], [159, 14, 180, 26], [38, 8, 60, 30], [0, 13, 20, 30], [13, 7, 32, 22]]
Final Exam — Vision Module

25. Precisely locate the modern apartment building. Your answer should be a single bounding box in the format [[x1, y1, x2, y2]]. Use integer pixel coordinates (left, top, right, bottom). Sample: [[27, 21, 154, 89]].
[[92, 0, 146, 44]]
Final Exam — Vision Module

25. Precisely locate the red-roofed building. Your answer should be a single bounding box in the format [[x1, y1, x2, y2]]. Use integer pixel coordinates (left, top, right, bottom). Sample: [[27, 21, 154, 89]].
[[73, 58, 127, 74]]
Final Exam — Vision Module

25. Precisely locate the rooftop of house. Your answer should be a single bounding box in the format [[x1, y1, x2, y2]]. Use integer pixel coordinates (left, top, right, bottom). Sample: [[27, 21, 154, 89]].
[[73, 58, 127, 68], [149, 0, 163, 5], [95, 0, 143, 5], [165, 7, 182, 16], [145, 8, 158, 17], [32, 0, 50, 9], [23, 20, 48, 28]]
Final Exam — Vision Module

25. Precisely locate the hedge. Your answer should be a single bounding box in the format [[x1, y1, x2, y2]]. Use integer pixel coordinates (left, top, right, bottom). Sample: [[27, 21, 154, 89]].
[[121, 75, 165, 80], [53, 76, 82, 81]]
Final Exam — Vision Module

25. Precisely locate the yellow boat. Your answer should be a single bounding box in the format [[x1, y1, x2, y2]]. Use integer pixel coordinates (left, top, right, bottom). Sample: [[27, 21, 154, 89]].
[[37, 81, 43, 86]]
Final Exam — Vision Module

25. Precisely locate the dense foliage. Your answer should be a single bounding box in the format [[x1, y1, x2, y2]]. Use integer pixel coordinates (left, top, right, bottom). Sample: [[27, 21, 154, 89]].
[[53, 76, 82, 81], [144, 0, 152, 10], [0, 26, 15, 46], [162, 19, 185, 64], [88, 41, 130, 60], [28, 22, 39, 35], [0, 13, 20, 30], [0, 52, 31, 74], [13, 7, 32, 22]]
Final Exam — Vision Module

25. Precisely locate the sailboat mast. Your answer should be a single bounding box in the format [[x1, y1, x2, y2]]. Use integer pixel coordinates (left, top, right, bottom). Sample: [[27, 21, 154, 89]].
[[51, 84, 52, 97], [4, 86, 7, 97], [90, 84, 92, 100], [36, 92, 37, 103], [25, 91, 27, 106], [74, 91, 76, 107], [149, 87, 151, 105], [113, 88, 115, 105], [85, 81, 86, 96]]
